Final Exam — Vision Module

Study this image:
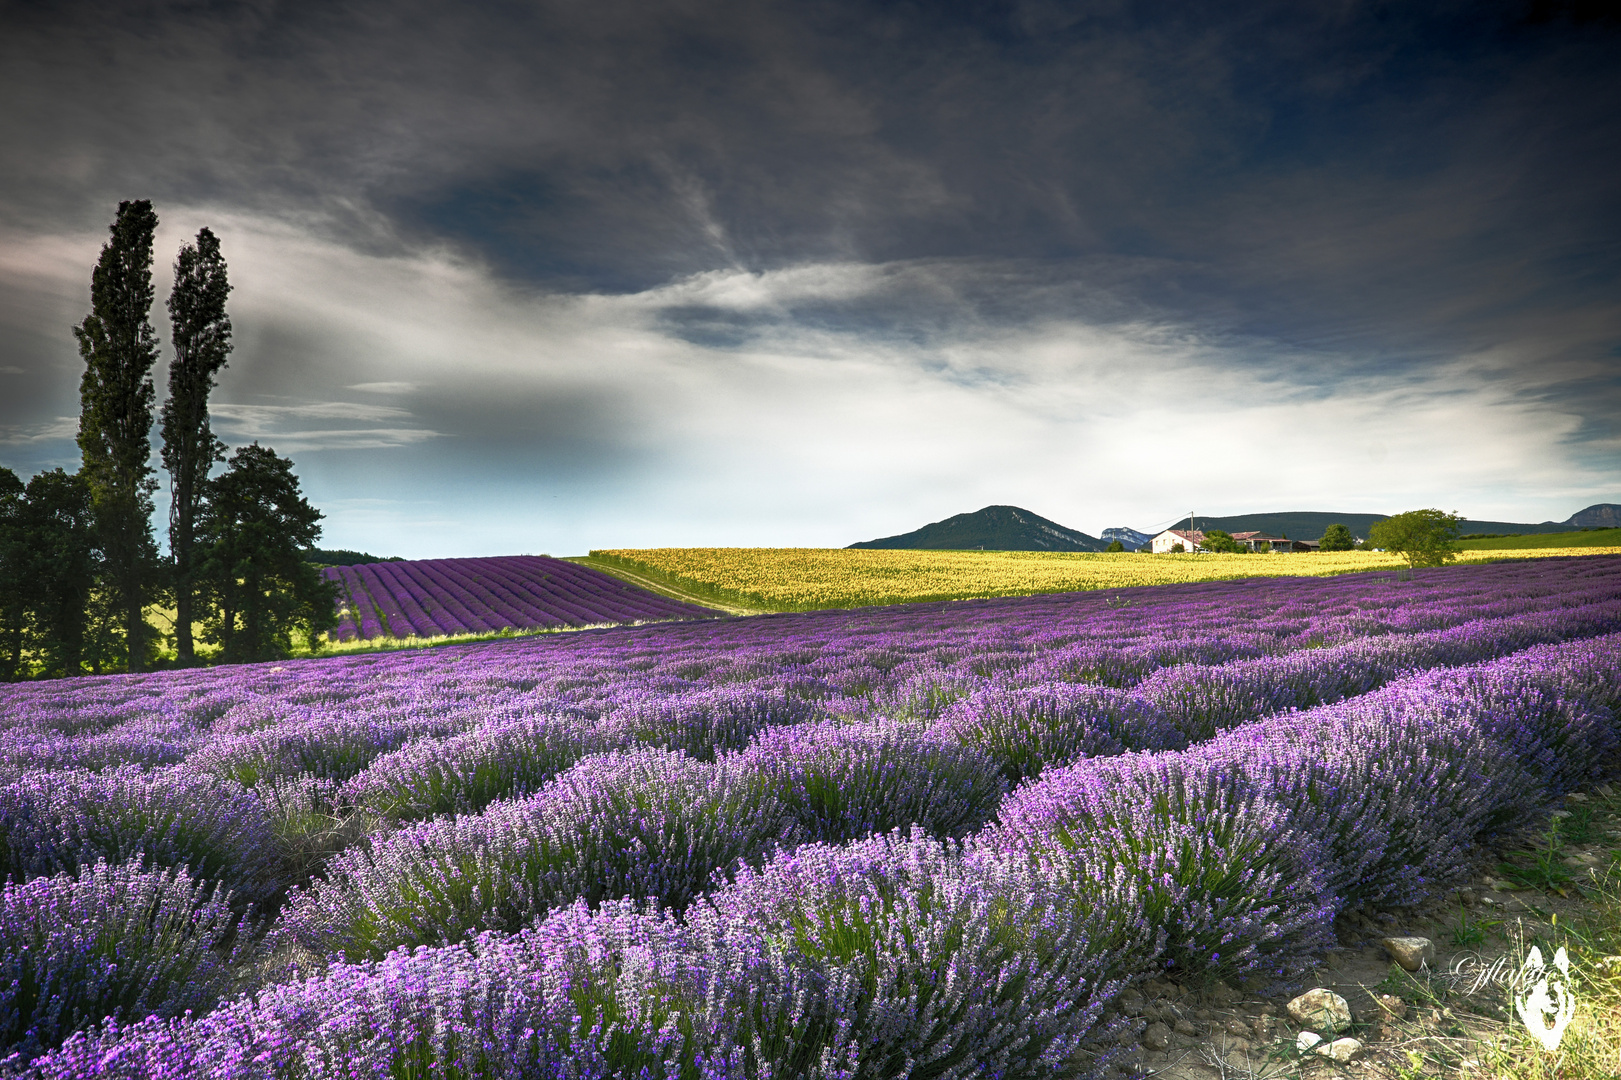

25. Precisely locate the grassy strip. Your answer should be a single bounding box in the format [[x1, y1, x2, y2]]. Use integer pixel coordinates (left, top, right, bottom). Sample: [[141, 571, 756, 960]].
[[575, 552, 777, 613], [1458, 529, 1621, 551], [298, 623, 634, 657]]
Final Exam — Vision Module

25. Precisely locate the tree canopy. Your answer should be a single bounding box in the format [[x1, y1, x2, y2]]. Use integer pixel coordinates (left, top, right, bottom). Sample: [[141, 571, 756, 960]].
[[1319, 523, 1356, 551], [1200, 529, 1245, 553], [1368, 509, 1462, 569], [197, 444, 337, 662]]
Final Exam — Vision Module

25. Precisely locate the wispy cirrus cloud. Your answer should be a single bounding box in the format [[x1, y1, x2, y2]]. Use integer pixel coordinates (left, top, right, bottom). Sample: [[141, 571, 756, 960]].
[[208, 401, 442, 453], [347, 381, 417, 394], [0, 416, 76, 445]]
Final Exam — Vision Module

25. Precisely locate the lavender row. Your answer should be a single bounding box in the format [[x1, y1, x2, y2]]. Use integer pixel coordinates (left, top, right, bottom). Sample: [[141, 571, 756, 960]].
[[280, 629, 1621, 969], [28, 633, 1621, 1080], [8, 558, 1620, 759], [324, 555, 719, 641], [939, 596, 1621, 783], [0, 561, 1611, 882], [7, 586, 1608, 809], [0, 595, 1605, 965]]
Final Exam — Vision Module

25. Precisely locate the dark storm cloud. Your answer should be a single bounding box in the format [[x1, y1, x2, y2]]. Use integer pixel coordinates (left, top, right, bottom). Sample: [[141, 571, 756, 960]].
[[1, 0, 1618, 551]]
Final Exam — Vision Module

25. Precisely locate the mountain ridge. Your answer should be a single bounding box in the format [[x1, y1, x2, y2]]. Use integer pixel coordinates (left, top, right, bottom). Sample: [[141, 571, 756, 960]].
[[849, 504, 1620, 551]]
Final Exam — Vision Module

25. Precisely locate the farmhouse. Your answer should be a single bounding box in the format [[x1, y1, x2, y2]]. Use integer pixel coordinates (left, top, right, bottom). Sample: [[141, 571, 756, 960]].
[[1149, 528, 1321, 553], [1231, 531, 1321, 553], [1150, 528, 1203, 553]]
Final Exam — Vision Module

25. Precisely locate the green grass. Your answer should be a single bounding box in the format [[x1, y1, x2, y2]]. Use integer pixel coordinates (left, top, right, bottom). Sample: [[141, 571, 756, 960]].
[[1457, 529, 1621, 550], [1370, 787, 1621, 1080], [564, 554, 770, 615]]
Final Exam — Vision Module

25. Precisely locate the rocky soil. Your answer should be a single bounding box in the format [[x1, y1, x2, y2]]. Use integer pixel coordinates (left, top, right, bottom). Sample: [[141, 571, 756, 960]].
[[1086, 781, 1621, 1080]]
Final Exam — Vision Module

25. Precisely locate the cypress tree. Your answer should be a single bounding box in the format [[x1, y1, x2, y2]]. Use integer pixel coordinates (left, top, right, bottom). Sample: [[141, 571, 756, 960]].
[[74, 200, 161, 672], [162, 227, 232, 664]]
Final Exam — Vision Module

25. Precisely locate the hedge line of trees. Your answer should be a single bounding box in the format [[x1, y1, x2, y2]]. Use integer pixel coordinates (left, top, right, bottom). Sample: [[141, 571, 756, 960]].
[[0, 201, 335, 680]]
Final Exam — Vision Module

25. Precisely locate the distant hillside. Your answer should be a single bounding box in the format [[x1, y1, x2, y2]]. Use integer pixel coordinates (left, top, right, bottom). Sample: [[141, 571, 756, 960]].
[[1102, 526, 1153, 549], [1568, 503, 1621, 529], [849, 506, 1109, 552], [1168, 509, 1607, 542]]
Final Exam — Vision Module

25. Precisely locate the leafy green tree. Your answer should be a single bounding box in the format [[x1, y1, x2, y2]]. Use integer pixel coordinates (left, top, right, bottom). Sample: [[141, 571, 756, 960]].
[[0, 469, 25, 680], [74, 199, 161, 672], [1368, 509, 1462, 569], [1319, 523, 1356, 551], [1200, 529, 1245, 553], [162, 227, 232, 665], [197, 444, 337, 662], [19, 469, 101, 678], [1105, 540, 1125, 552]]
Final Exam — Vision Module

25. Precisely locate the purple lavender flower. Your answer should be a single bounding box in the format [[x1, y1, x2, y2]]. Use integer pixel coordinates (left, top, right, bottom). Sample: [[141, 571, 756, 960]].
[[983, 750, 1338, 988], [339, 711, 616, 819], [734, 718, 1007, 843], [0, 858, 243, 1059], [0, 766, 281, 905], [603, 684, 824, 760], [934, 682, 1184, 785], [281, 748, 788, 960], [700, 828, 1141, 1079]]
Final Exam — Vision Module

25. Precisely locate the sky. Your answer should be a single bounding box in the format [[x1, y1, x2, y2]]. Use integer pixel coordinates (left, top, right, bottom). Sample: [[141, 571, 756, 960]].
[[2, 0, 1618, 557]]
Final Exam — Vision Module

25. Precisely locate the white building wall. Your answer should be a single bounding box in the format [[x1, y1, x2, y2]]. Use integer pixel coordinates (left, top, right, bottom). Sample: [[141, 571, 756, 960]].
[[1150, 529, 1201, 553]]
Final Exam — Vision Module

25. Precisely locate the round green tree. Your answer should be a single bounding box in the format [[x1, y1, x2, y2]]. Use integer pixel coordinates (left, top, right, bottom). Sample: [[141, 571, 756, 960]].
[[1318, 523, 1356, 551], [1367, 509, 1461, 569]]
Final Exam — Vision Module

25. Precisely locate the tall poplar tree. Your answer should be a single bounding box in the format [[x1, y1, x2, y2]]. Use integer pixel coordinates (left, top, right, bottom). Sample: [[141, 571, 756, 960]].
[[74, 199, 161, 672], [162, 227, 232, 664]]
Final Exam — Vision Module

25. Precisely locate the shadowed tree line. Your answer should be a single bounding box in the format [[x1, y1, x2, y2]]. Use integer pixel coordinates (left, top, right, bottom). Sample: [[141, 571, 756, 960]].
[[0, 201, 335, 680]]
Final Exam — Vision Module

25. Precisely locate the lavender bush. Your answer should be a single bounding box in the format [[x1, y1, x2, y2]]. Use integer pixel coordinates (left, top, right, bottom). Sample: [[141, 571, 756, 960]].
[[29, 899, 727, 1079], [698, 829, 1139, 1080], [733, 719, 1006, 844], [0, 859, 243, 1060], [604, 684, 824, 760], [191, 711, 460, 787], [1185, 707, 1538, 907], [933, 682, 1184, 785], [281, 749, 788, 961], [0, 766, 281, 905], [983, 751, 1338, 988], [339, 711, 615, 819]]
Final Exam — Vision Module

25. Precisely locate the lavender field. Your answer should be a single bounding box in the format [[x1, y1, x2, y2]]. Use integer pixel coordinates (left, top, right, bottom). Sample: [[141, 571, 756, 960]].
[[3, 556, 1621, 1078], [323, 554, 718, 640]]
